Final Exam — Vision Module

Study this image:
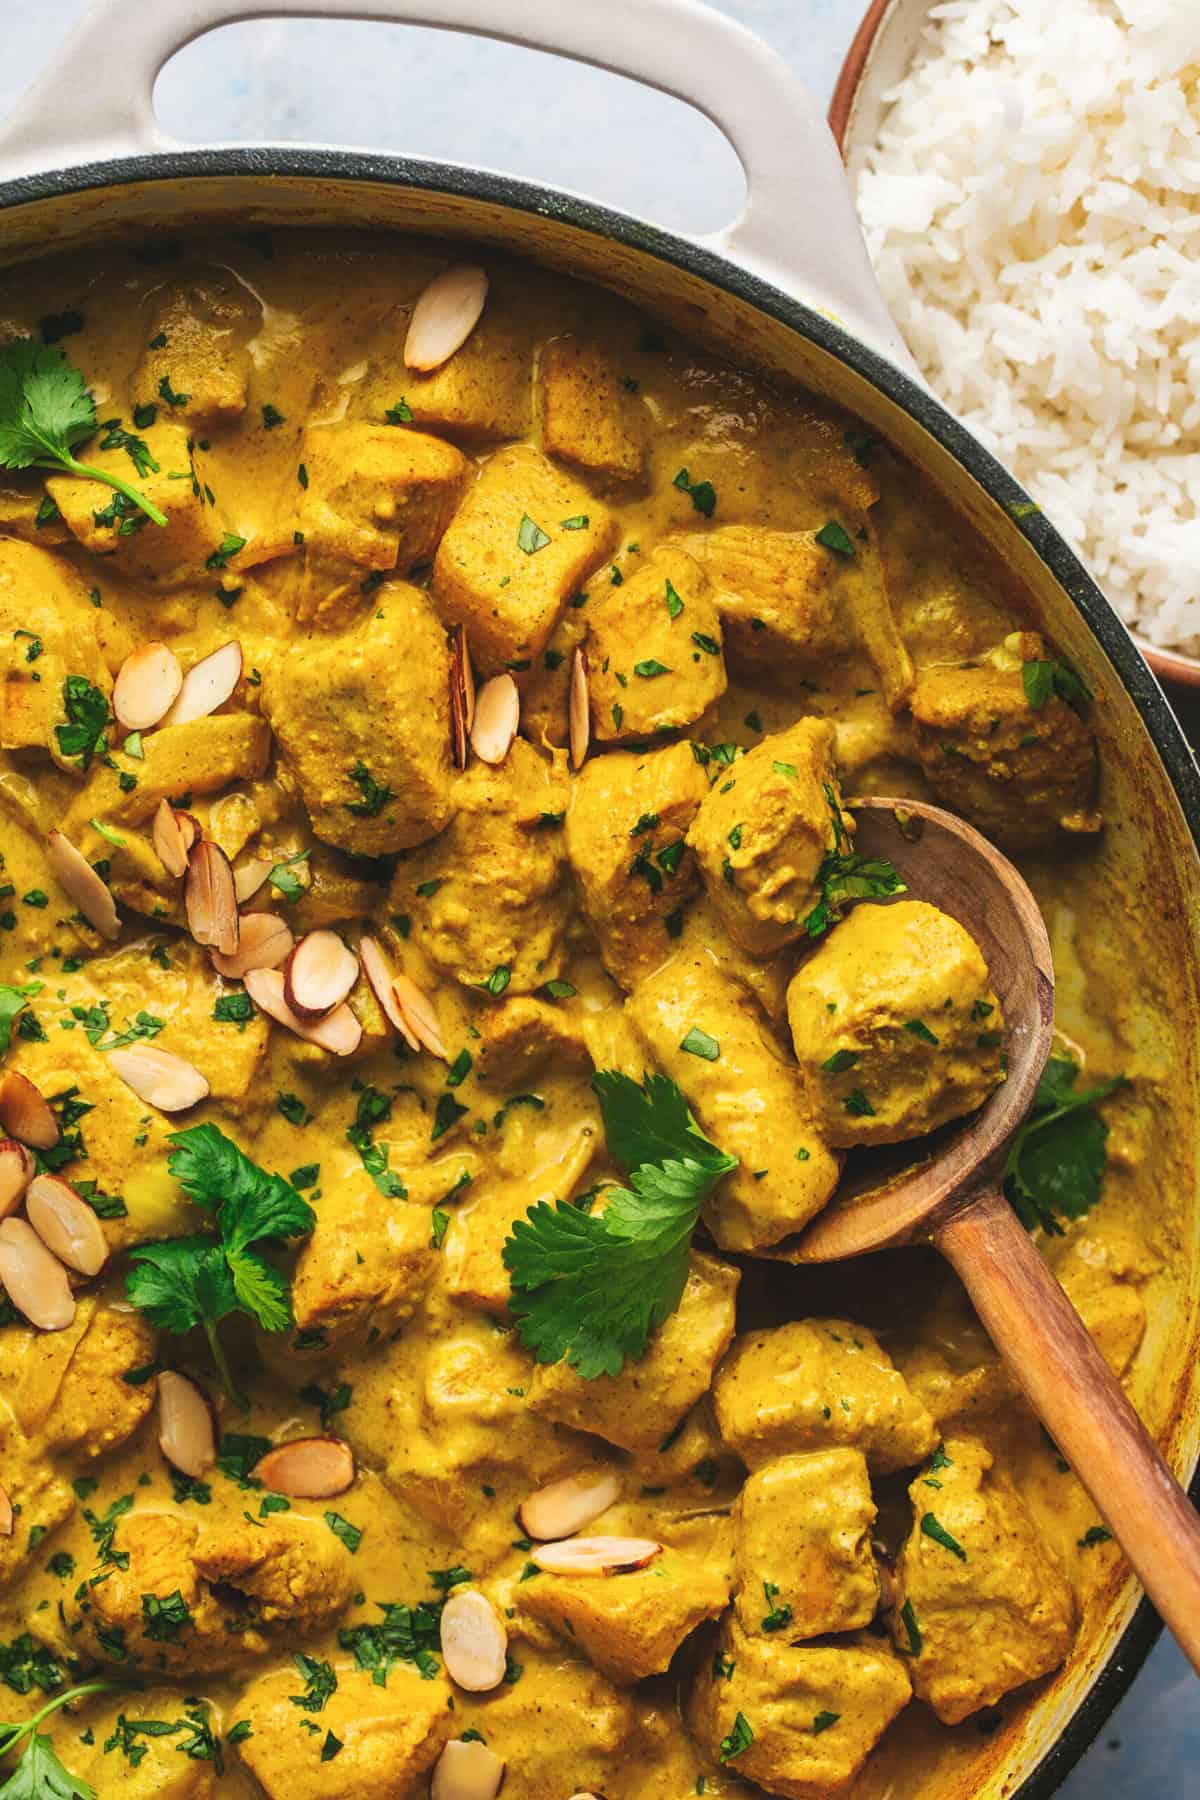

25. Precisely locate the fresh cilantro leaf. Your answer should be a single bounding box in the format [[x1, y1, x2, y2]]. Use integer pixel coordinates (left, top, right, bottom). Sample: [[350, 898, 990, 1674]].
[[54, 675, 110, 770], [0, 983, 40, 1054], [672, 467, 717, 517], [0, 1677, 119, 1800], [804, 783, 905, 938], [1022, 658, 1091, 712], [289, 1654, 337, 1713], [344, 760, 394, 818], [815, 519, 855, 557], [920, 1513, 966, 1560], [1004, 1056, 1125, 1236], [719, 1712, 753, 1763]]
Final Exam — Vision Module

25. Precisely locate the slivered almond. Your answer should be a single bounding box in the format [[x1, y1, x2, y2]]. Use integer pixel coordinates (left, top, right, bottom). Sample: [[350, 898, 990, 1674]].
[[25, 1175, 107, 1277], [233, 856, 274, 905], [0, 1483, 11, 1538], [430, 1739, 506, 1800], [253, 1436, 355, 1498], [152, 800, 192, 878], [112, 640, 183, 731], [176, 811, 200, 853], [284, 930, 359, 1019], [471, 673, 519, 766], [405, 263, 488, 372], [0, 1074, 59, 1151], [108, 1045, 210, 1112], [530, 1536, 661, 1577], [439, 1589, 508, 1693], [46, 829, 120, 940], [392, 971, 446, 1060], [158, 1371, 216, 1479], [211, 913, 294, 979], [243, 968, 362, 1055], [359, 936, 411, 1040], [0, 1218, 75, 1331], [185, 839, 239, 956], [449, 625, 470, 771], [454, 624, 476, 730], [162, 640, 243, 726], [519, 1470, 622, 1542], [569, 645, 590, 770], [0, 1140, 35, 1220]]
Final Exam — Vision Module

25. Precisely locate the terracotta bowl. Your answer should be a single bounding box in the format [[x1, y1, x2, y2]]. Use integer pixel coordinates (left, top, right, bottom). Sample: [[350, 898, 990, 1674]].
[[829, 0, 1200, 692]]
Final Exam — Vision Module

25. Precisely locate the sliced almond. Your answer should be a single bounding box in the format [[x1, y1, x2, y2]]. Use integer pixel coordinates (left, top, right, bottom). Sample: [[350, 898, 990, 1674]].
[[108, 1045, 210, 1113], [46, 829, 120, 941], [284, 930, 359, 1020], [569, 645, 590, 771], [392, 970, 448, 1061], [0, 1217, 75, 1331], [471, 673, 519, 767], [158, 1370, 216, 1478], [0, 1074, 59, 1152], [176, 811, 200, 854], [530, 1535, 661, 1577], [519, 1470, 622, 1542], [405, 263, 489, 373], [185, 839, 240, 956], [0, 1139, 35, 1220], [439, 1588, 508, 1693], [112, 640, 183, 731], [243, 968, 363, 1056], [358, 937, 418, 1049], [211, 913, 294, 979], [430, 1739, 506, 1800], [449, 662, 468, 771], [162, 640, 243, 726], [152, 799, 191, 879], [233, 855, 274, 905], [253, 1436, 355, 1499], [454, 624, 476, 730], [25, 1174, 108, 1277], [449, 623, 475, 770], [0, 1483, 12, 1538]]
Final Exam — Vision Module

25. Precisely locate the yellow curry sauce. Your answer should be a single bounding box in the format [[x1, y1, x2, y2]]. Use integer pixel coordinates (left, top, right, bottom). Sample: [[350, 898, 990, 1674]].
[[0, 233, 1172, 1798]]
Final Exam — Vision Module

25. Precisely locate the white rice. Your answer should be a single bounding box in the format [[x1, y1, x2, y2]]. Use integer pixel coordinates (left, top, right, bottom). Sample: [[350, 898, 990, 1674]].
[[855, 0, 1200, 653]]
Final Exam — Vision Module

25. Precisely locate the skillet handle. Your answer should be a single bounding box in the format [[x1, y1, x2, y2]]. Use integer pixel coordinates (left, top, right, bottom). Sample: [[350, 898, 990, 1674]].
[[0, 0, 913, 372]]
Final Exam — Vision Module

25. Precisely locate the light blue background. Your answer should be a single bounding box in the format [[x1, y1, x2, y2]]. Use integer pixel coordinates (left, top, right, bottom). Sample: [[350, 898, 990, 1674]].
[[1, 0, 1195, 1791]]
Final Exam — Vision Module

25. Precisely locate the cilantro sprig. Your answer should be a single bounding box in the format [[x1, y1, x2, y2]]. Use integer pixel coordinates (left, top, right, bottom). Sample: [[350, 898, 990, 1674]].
[[503, 1071, 736, 1379], [0, 341, 166, 527], [0, 984, 41, 1055], [0, 1678, 117, 1800], [805, 784, 905, 939], [125, 1125, 315, 1405], [1004, 1056, 1126, 1236]]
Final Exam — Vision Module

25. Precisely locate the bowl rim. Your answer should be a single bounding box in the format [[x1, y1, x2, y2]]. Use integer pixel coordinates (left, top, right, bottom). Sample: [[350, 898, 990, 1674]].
[[828, 0, 1200, 692]]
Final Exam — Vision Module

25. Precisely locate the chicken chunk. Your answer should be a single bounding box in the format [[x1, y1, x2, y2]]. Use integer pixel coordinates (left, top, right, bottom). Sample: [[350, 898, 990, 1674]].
[[234, 1659, 452, 1800], [626, 953, 840, 1252], [528, 1250, 739, 1454], [541, 334, 647, 479], [910, 663, 1100, 851], [889, 1435, 1076, 1722], [565, 741, 709, 988], [787, 900, 1005, 1148], [678, 525, 854, 680], [687, 718, 842, 957], [587, 547, 727, 744], [452, 1648, 640, 1797], [63, 713, 271, 832], [400, 274, 534, 442], [688, 1618, 911, 1799], [0, 539, 115, 767], [432, 445, 616, 673], [263, 578, 454, 855], [734, 1451, 879, 1642], [40, 1304, 158, 1461], [132, 266, 260, 429], [295, 422, 467, 623], [69, 1687, 221, 1797], [520, 1547, 729, 1683], [472, 995, 590, 1090], [289, 1169, 435, 1352], [391, 738, 569, 992], [713, 1320, 939, 1476], [0, 1426, 73, 1590]]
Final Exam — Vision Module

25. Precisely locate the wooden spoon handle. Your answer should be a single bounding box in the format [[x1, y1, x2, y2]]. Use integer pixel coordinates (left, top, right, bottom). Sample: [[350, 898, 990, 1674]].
[[936, 1182, 1200, 1674]]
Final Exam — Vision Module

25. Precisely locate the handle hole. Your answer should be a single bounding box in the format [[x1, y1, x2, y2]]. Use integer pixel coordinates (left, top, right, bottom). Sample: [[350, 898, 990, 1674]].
[[154, 18, 746, 236]]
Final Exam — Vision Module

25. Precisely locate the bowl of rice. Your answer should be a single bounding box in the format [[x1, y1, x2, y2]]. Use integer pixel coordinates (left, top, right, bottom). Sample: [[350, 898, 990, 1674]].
[[831, 0, 1200, 686]]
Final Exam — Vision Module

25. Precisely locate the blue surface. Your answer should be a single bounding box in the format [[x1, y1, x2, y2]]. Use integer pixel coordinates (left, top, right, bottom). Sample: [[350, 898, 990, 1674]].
[[2, 1, 1196, 1791]]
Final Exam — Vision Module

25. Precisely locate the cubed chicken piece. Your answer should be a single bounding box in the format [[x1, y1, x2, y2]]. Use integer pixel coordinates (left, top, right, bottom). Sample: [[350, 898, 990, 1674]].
[[288, 849, 386, 931], [910, 664, 1100, 851], [626, 953, 840, 1252], [70, 1687, 221, 1797], [392, 739, 569, 992], [541, 334, 646, 479], [235, 1659, 452, 1800], [453, 1648, 639, 1797], [734, 1451, 879, 1641], [529, 1250, 738, 1453], [47, 422, 238, 586], [289, 1169, 436, 1351], [587, 547, 727, 743], [688, 1619, 911, 1800], [713, 1320, 939, 1476], [41, 1305, 157, 1461], [295, 423, 467, 623], [432, 445, 616, 673], [263, 579, 454, 855], [787, 900, 1005, 1148], [678, 525, 855, 680], [890, 1435, 1076, 1722], [676, 890, 791, 1026], [520, 1547, 729, 1683], [0, 539, 113, 768], [401, 274, 533, 442], [687, 717, 841, 957], [473, 995, 590, 1090], [63, 714, 271, 832], [191, 1514, 356, 1624], [132, 266, 260, 428], [0, 1427, 73, 1589], [566, 741, 709, 987]]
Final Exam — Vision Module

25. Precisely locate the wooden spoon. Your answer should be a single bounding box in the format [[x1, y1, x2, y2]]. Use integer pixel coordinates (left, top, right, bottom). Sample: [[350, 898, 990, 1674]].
[[790, 795, 1200, 1671]]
